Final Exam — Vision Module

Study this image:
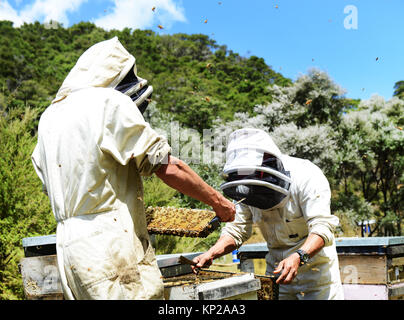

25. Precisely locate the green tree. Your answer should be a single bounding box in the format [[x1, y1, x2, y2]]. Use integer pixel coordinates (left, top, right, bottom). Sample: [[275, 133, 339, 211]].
[[0, 107, 55, 299], [393, 80, 404, 99], [335, 97, 404, 236]]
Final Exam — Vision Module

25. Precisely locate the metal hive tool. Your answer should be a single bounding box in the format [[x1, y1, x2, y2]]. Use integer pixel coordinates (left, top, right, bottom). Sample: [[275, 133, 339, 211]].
[[145, 206, 220, 238]]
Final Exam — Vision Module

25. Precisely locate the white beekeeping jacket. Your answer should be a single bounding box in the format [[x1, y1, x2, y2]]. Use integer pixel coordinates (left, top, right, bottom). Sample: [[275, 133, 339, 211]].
[[221, 130, 344, 299], [31, 37, 171, 300]]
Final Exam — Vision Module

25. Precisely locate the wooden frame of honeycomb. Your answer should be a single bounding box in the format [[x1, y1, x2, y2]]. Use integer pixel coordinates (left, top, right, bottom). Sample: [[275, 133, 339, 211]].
[[162, 270, 279, 300], [145, 206, 217, 238]]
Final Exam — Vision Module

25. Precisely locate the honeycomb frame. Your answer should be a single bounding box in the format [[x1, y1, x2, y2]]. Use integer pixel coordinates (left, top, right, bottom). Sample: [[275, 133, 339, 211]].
[[145, 206, 217, 238]]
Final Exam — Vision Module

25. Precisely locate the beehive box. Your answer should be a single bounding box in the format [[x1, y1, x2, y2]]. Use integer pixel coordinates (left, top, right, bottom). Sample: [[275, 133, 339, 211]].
[[237, 237, 404, 300], [162, 271, 261, 300], [336, 237, 404, 300], [20, 236, 277, 300], [19, 254, 63, 300]]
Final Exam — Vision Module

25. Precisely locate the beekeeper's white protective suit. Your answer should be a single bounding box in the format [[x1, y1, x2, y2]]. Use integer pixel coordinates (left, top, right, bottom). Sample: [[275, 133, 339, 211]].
[[221, 129, 344, 300], [31, 37, 171, 299]]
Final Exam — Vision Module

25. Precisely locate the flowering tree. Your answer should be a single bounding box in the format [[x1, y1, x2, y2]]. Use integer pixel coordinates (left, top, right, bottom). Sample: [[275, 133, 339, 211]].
[[211, 69, 343, 176], [334, 96, 404, 235]]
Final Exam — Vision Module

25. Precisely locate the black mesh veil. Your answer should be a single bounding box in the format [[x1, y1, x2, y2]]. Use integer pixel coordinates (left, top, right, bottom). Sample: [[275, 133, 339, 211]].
[[115, 65, 152, 114], [221, 153, 291, 210]]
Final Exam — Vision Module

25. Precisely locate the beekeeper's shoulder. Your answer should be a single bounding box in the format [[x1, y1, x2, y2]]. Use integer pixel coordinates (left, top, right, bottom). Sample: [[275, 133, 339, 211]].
[[283, 155, 328, 188], [94, 87, 137, 111], [72, 86, 127, 101], [73, 87, 136, 112]]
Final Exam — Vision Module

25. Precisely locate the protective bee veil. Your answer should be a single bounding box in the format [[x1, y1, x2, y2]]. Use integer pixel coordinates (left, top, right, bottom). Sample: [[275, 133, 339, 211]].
[[220, 128, 291, 210]]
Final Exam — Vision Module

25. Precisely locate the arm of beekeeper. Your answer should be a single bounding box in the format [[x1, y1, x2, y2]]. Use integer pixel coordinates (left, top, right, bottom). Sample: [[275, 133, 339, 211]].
[[192, 234, 237, 271], [100, 91, 171, 176], [274, 233, 325, 284], [31, 144, 48, 196], [298, 162, 339, 247], [191, 203, 252, 271], [220, 203, 254, 247], [155, 155, 235, 223]]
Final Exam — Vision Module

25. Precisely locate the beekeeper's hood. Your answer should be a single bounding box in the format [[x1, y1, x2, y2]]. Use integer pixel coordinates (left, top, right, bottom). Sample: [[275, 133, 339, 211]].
[[52, 36, 153, 113], [220, 128, 291, 210]]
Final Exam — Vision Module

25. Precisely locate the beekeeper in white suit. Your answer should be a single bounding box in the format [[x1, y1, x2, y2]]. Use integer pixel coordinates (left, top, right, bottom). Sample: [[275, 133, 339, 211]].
[[193, 128, 344, 300], [31, 37, 235, 300]]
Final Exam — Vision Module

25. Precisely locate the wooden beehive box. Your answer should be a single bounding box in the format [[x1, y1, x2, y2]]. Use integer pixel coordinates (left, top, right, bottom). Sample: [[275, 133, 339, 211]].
[[19, 235, 61, 300], [19, 235, 272, 300], [19, 254, 63, 300], [237, 237, 404, 300], [336, 237, 404, 300]]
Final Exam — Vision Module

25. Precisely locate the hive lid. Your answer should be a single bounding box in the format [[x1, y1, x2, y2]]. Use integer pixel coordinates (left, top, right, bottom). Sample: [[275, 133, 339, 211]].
[[336, 236, 404, 247]]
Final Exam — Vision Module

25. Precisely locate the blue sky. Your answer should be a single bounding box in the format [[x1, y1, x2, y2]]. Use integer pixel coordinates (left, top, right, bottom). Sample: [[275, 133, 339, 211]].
[[1, 0, 404, 100]]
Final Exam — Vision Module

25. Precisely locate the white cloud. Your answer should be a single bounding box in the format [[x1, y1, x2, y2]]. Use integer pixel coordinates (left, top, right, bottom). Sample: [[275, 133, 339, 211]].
[[93, 0, 186, 31], [0, 0, 186, 30], [0, 1, 23, 25], [0, 0, 87, 27]]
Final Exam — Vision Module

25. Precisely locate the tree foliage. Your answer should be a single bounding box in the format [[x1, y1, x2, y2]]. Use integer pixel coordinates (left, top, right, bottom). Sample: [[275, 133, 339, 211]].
[[393, 80, 404, 99], [0, 21, 290, 132], [0, 107, 55, 299], [335, 97, 404, 236]]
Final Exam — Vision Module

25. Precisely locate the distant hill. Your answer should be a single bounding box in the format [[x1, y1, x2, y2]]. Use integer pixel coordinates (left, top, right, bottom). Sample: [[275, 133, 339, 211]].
[[0, 20, 291, 132]]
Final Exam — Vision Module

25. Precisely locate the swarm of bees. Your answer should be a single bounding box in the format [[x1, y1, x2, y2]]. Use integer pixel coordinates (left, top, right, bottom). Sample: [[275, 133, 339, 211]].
[[145, 206, 217, 237]]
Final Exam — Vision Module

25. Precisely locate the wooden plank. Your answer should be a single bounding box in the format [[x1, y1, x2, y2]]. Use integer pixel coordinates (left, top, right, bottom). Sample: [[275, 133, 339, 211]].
[[388, 245, 404, 257], [390, 256, 404, 267], [336, 237, 404, 247], [343, 283, 404, 300], [339, 255, 387, 284], [336, 246, 387, 255], [389, 282, 404, 300], [22, 234, 56, 247], [387, 257, 404, 283], [22, 234, 57, 257], [197, 273, 260, 300], [19, 255, 64, 300], [239, 258, 255, 273], [163, 273, 260, 300], [343, 284, 389, 300]]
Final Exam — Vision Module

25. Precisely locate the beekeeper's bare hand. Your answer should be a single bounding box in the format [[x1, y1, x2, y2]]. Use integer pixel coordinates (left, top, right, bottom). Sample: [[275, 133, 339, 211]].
[[191, 253, 213, 274], [191, 235, 236, 274], [273, 253, 300, 284], [212, 197, 235, 222]]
